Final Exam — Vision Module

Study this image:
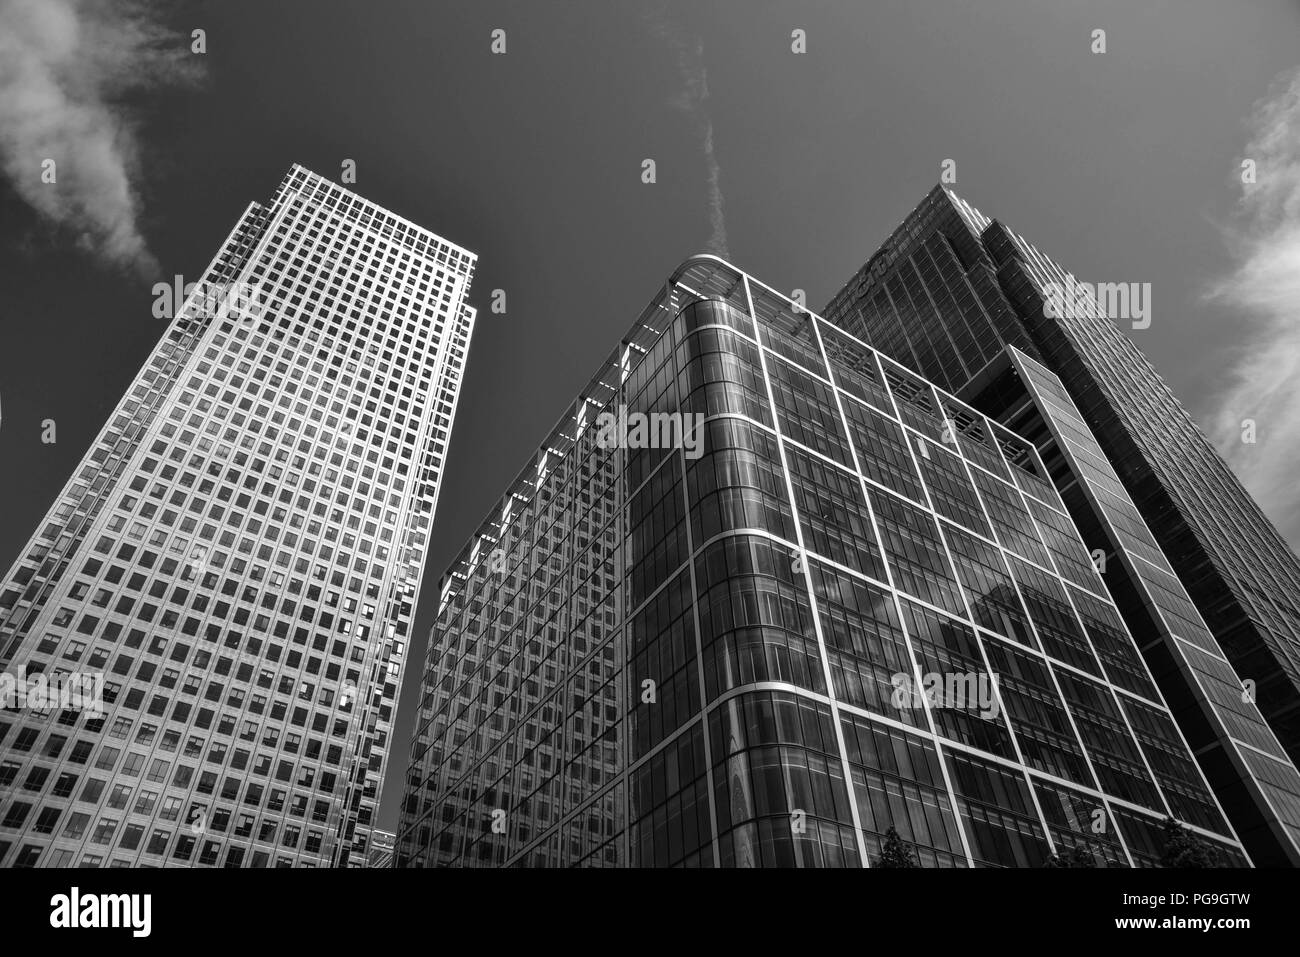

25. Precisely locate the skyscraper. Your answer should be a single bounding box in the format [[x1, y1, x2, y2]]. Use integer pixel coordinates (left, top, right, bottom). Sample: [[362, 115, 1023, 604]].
[[822, 186, 1300, 865], [396, 255, 1249, 868], [0, 165, 476, 868]]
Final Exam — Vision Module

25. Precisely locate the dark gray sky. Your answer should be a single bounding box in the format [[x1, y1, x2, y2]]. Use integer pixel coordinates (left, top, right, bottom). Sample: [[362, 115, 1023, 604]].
[[2, 0, 1299, 832]]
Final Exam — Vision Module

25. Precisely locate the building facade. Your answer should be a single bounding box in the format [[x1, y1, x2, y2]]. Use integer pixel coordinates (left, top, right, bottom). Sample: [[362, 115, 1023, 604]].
[[0, 165, 476, 868], [367, 827, 395, 868], [821, 187, 1300, 865], [396, 256, 1248, 868]]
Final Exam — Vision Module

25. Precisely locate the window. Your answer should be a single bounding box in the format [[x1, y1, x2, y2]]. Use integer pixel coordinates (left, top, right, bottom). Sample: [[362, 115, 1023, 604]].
[[119, 823, 145, 851], [22, 766, 50, 791], [33, 807, 61, 835], [14, 845, 43, 868], [79, 778, 106, 804], [133, 790, 159, 816], [173, 834, 197, 861], [199, 840, 220, 866], [69, 741, 93, 764], [120, 753, 145, 777], [63, 812, 91, 839], [91, 817, 118, 846], [159, 796, 183, 822], [146, 829, 171, 856]]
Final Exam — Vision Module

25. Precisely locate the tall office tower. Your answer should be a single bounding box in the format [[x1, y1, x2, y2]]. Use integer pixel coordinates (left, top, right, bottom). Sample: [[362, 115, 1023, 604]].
[[0, 165, 476, 868], [396, 255, 1250, 868], [822, 187, 1300, 865]]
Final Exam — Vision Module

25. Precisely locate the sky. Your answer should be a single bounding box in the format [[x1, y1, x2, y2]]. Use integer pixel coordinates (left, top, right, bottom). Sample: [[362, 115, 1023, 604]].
[[1, 0, 1299, 832]]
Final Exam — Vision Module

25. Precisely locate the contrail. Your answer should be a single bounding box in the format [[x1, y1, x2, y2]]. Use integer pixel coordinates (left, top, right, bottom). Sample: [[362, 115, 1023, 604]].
[[645, 2, 730, 259], [0, 0, 202, 274], [1205, 64, 1300, 546]]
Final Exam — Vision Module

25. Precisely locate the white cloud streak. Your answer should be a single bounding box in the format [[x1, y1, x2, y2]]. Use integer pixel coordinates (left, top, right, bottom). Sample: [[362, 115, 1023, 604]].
[[0, 0, 201, 274], [1202, 67, 1300, 545], [646, 2, 730, 259], [1205, 66, 1300, 545]]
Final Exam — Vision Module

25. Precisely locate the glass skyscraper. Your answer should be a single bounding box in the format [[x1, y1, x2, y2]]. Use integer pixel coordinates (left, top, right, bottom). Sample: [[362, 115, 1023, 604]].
[[822, 186, 1300, 866], [0, 165, 476, 868], [396, 256, 1249, 868]]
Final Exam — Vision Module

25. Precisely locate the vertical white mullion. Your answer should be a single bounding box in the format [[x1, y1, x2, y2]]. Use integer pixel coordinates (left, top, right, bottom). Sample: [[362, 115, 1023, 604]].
[[668, 291, 723, 868]]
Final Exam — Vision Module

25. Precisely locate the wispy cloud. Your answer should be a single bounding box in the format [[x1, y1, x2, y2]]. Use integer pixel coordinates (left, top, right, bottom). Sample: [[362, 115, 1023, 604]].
[[0, 0, 201, 274], [1205, 65, 1300, 545], [645, 1, 730, 259]]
